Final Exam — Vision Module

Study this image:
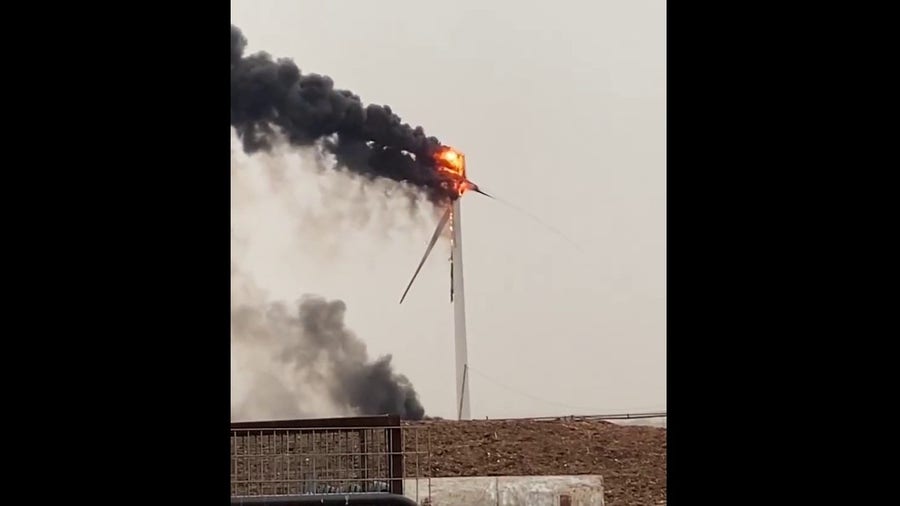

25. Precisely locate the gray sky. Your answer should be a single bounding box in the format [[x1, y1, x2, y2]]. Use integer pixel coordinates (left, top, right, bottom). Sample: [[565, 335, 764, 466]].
[[231, 0, 666, 419]]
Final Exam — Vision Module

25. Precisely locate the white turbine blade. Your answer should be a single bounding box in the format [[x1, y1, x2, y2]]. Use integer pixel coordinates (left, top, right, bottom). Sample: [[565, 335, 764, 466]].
[[399, 205, 452, 304], [477, 184, 582, 251]]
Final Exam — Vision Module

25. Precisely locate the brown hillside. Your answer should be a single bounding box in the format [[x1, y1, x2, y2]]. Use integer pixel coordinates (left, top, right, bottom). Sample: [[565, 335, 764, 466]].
[[405, 418, 666, 506]]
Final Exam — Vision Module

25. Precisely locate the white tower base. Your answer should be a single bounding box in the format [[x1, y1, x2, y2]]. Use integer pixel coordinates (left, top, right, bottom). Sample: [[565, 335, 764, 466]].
[[450, 199, 471, 420]]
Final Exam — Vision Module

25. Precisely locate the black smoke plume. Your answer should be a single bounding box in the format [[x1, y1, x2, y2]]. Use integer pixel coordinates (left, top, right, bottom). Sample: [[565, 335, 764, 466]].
[[231, 25, 457, 204], [232, 291, 425, 420]]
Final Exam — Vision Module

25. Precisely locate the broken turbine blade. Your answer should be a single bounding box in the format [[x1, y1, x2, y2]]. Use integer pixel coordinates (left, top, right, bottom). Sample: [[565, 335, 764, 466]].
[[399, 205, 452, 304]]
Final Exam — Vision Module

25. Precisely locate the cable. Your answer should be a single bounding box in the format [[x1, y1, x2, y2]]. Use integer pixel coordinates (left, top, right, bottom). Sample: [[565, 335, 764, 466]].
[[466, 365, 665, 416]]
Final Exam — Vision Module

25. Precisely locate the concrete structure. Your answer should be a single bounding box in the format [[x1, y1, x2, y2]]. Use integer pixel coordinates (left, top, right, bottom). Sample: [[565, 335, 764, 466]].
[[403, 475, 604, 506], [450, 199, 471, 421]]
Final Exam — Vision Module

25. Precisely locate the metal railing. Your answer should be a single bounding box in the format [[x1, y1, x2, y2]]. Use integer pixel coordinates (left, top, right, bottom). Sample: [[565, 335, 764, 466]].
[[231, 412, 663, 503], [231, 415, 431, 503]]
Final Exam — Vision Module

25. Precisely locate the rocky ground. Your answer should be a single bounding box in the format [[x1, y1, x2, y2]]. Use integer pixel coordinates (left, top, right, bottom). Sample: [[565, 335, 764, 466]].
[[405, 418, 666, 506]]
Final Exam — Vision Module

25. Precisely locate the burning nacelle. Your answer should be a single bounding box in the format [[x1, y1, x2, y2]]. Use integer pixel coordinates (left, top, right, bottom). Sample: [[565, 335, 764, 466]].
[[434, 146, 491, 198], [399, 145, 492, 305]]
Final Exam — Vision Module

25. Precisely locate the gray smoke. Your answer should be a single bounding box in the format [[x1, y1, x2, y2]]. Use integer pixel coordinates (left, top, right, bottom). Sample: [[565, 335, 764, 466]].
[[231, 24, 459, 205], [230, 25, 431, 422], [231, 272, 425, 420]]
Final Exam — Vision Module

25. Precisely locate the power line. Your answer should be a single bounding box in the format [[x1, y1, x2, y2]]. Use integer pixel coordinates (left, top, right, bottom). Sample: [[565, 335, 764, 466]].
[[486, 412, 667, 422], [466, 365, 665, 416]]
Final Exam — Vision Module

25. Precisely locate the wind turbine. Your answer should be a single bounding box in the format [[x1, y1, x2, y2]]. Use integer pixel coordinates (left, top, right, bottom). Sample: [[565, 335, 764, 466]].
[[398, 146, 490, 421]]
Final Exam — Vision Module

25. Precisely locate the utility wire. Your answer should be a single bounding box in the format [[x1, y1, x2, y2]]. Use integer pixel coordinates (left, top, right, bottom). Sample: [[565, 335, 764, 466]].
[[467, 365, 665, 416]]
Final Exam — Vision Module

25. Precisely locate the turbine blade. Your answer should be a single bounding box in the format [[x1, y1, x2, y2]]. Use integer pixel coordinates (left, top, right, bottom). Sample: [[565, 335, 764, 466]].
[[478, 185, 582, 251], [399, 205, 452, 304], [472, 187, 494, 199]]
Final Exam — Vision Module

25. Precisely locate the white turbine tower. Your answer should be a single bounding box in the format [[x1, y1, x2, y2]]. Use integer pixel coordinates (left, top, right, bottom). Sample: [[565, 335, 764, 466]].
[[449, 198, 470, 420], [399, 147, 489, 420]]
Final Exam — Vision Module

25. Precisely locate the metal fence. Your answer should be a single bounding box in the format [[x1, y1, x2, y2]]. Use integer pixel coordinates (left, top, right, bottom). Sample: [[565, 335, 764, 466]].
[[231, 415, 431, 501]]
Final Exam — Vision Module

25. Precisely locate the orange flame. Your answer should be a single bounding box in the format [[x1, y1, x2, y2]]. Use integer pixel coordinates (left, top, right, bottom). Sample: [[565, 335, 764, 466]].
[[434, 146, 468, 196]]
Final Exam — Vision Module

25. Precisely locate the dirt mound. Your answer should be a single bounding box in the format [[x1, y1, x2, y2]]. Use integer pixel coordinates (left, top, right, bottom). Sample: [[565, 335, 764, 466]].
[[406, 418, 666, 506]]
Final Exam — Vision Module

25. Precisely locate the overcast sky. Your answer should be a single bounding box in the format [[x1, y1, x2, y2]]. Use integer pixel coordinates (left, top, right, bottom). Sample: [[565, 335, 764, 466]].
[[231, 0, 666, 419]]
